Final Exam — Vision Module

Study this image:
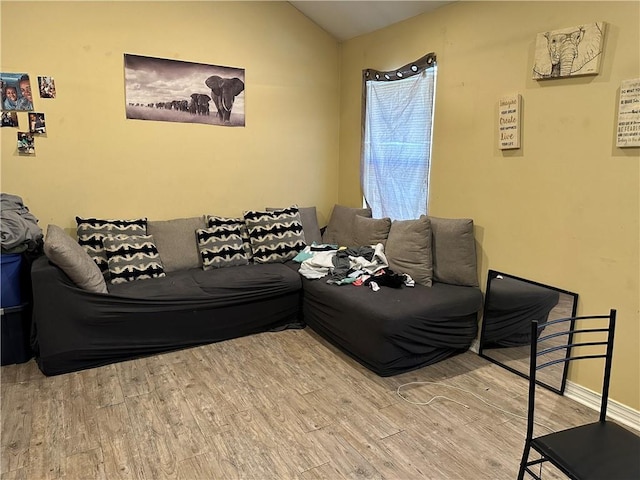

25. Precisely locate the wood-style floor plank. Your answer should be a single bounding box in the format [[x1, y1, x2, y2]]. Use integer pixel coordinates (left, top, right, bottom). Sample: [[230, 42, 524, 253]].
[[23, 375, 67, 480], [299, 461, 347, 480], [124, 392, 179, 480], [306, 424, 385, 479], [61, 448, 106, 480], [93, 364, 125, 409], [62, 371, 101, 458], [115, 359, 154, 399], [0, 382, 32, 474], [95, 403, 140, 480], [0, 328, 611, 479]]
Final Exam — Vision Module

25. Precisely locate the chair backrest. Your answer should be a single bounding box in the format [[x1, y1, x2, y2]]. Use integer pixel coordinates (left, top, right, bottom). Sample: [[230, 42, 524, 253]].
[[524, 309, 617, 442]]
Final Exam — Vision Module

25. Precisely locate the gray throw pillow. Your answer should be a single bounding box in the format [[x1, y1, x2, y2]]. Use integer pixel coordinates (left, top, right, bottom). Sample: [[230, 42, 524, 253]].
[[384, 216, 433, 287], [43, 224, 108, 293], [429, 216, 478, 287], [267, 206, 322, 245], [147, 216, 206, 272], [353, 215, 392, 246], [322, 204, 372, 246]]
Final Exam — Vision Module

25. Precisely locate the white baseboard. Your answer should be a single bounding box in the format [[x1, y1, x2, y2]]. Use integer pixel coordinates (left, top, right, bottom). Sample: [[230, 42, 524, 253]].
[[564, 380, 640, 433]]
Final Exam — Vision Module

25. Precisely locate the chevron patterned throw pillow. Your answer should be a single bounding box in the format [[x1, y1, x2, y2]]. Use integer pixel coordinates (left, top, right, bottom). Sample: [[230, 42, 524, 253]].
[[243, 206, 306, 264]]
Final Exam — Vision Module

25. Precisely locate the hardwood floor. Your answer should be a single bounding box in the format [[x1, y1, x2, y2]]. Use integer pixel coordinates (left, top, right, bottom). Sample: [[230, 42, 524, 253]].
[[1, 328, 598, 479]]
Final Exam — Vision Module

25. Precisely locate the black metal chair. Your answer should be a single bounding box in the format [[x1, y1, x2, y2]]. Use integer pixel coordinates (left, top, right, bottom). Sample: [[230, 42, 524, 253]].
[[518, 309, 640, 480]]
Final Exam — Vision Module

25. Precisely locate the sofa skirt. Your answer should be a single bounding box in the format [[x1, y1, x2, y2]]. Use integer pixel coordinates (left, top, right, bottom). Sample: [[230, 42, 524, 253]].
[[31, 256, 302, 376]]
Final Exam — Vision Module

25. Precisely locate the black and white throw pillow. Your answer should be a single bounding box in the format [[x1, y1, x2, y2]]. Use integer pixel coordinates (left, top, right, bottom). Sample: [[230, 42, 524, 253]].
[[102, 234, 165, 284], [243, 206, 306, 264], [207, 215, 253, 261], [76, 217, 147, 274], [196, 225, 249, 270]]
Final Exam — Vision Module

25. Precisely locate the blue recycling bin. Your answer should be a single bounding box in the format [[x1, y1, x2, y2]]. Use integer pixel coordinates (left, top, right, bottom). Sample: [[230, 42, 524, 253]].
[[1, 253, 23, 308], [1, 304, 32, 365]]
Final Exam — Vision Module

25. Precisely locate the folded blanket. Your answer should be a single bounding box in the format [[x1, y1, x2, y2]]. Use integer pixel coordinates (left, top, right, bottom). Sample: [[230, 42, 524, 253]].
[[0, 193, 43, 253]]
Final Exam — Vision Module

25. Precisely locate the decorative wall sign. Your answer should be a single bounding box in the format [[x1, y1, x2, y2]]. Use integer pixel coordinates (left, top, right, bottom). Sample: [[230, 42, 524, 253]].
[[1, 72, 34, 111], [532, 22, 605, 80], [616, 78, 640, 148], [498, 94, 521, 150], [124, 54, 245, 127]]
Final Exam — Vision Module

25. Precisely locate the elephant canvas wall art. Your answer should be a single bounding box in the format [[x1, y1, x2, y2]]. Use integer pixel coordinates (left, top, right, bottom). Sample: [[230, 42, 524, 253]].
[[532, 22, 605, 80], [124, 54, 245, 127]]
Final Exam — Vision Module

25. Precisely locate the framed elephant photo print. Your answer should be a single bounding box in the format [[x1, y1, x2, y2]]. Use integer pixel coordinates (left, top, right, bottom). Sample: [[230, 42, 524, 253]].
[[124, 54, 245, 127], [532, 22, 605, 80]]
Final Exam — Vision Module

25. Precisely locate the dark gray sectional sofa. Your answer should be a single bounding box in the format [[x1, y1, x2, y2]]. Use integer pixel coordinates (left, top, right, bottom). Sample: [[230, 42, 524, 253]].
[[31, 205, 483, 376]]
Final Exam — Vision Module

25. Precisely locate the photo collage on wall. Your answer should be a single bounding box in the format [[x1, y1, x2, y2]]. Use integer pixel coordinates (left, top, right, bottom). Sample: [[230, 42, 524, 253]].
[[1, 72, 56, 155]]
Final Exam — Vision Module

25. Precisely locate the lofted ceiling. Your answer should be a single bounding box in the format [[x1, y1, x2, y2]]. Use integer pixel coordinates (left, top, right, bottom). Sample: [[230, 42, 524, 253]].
[[289, 1, 454, 41]]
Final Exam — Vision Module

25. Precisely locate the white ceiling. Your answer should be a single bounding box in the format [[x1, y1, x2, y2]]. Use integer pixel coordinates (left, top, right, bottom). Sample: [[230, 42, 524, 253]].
[[289, 1, 454, 41]]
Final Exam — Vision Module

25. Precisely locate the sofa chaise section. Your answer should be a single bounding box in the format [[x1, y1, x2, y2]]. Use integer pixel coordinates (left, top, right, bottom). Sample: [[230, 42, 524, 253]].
[[301, 276, 482, 376], [298, 210, 484, 376]]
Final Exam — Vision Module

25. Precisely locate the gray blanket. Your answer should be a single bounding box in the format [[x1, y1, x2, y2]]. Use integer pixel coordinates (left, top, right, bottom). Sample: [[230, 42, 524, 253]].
[[1, 193, 43, 253]]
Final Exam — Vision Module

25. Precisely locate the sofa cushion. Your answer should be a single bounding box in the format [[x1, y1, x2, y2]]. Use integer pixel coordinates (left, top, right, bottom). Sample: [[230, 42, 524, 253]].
[[107, 262, 302, 301], [267, 206, 322, 245], [103, 234, 165, 284], [322, 204, 372, 246], [207, 216, 253, 261], [243, 206, 306, 264], [147, 216, 205, 272], [353, 215, 392, 247], [429, 216, 478, 287], [196, 225, 249, 270], [76, 217, 147, 274], [384, 215, 433, 287], [43, 224, 108, 293]]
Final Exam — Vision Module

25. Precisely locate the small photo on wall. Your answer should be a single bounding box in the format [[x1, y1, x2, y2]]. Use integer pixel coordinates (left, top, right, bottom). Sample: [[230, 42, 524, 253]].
[[29, 112, 46, 134], [1, 111, 19, 128], [38, 76, 56, 98], [1, 73, 34, 111], [17, 131, 35, 154]]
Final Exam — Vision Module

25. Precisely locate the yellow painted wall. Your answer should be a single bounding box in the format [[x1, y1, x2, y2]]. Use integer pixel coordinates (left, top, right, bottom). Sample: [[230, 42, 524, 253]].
[[0, 1, 339, 228], [340, 1, 640, 409]]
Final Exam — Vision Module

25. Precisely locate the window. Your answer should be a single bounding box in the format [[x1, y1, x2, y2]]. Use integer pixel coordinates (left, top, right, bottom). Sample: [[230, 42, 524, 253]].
[[362, 53, 437, 220]]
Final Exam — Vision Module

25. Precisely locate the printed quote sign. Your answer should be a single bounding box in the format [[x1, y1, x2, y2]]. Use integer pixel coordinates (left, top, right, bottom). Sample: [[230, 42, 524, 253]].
[[616, 78, 640, 148], [498, 94, 521, 150]]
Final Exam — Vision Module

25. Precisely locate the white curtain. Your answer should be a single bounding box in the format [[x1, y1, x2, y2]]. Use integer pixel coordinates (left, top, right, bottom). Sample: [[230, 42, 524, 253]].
[[362, 68, 436, 220]]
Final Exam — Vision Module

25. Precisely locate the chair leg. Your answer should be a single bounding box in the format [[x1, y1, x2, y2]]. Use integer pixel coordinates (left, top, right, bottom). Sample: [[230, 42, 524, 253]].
[[518, 443, 532, 480]]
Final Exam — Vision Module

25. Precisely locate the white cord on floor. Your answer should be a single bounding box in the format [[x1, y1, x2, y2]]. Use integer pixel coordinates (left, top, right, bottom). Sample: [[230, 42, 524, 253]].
[[396, 381, 555, 433]]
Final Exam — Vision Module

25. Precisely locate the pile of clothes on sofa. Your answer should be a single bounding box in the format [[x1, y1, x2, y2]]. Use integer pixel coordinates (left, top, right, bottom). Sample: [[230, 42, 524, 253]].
[[295, 243, 415, 290]]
